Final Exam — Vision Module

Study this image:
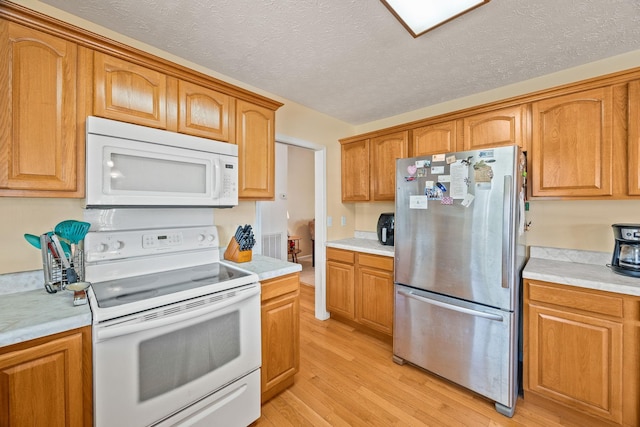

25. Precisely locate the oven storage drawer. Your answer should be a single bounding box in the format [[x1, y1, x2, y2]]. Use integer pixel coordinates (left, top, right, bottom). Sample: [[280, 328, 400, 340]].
[[155, 369, 260, 427]]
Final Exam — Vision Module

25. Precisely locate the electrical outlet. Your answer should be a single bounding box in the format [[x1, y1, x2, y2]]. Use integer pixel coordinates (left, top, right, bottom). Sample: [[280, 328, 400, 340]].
[[327, 216, 332, 227], [341, 216, 346, 226]]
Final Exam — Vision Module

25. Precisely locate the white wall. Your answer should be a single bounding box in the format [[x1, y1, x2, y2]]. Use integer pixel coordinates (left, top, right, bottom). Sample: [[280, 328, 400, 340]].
[[287, 145, 315, 257]]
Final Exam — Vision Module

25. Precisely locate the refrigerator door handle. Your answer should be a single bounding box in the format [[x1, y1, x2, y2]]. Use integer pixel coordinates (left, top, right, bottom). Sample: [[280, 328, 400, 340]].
[[502, 175, 513, 289], [398, 290, 504, 322]]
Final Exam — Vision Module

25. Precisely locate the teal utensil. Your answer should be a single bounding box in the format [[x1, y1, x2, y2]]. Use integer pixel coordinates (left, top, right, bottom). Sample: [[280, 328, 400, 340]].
[[54, 220, 91, 244], [24, 233, 71, 257], [24, 233, 42, 249]]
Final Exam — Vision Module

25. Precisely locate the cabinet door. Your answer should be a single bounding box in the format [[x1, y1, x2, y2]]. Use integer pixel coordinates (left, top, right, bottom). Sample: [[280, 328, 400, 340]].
[[531, 87, 614, 197], [341, 139, 370, 201], [357, 266, 393, 335], [261, 289, 300, 403], [0, 331, 84, 427], [527, 303, 623, 424], [177, 80, 233, 141], [371, 131, 409, 201], [462, 105, 527, 150], [411, 121, 457, 156], [326, 260, 355, 319], [0, 22, 80, 196], [236, 99, 275, 199], [93, 52, 167, 129], [629, 80, 640, 196]]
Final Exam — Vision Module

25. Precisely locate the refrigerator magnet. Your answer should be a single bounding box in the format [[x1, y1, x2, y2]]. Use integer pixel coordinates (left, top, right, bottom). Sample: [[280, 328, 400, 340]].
[[431, 166, 445, 174], [436, 182, 447, 192], [461, 193, 475, 207], [438, 175, 451, 183], [425, 180, 434, 189], [409, 195, 428, 209], [441, 196, 454, 205], [407, 165, 417, 175], [445, 155, 456, 164], [432, 153, 445, 162]]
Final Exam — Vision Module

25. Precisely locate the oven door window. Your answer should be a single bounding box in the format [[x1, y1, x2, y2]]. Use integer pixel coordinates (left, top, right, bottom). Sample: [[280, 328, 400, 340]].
[[139, 311, 239, 401]]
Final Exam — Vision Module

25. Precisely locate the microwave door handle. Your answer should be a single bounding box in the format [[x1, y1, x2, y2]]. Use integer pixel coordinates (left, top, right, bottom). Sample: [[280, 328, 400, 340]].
[[212, 158, 222, 199]]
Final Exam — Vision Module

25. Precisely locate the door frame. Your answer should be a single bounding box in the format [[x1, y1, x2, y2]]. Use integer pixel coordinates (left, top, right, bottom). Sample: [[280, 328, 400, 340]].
[[257, 134, 329, 321]]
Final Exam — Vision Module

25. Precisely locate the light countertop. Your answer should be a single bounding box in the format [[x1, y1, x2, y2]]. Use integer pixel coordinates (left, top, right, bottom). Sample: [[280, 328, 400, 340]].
[[326, 232, 394, 257], [223, 254, 302, 281], [0, 286, 92, 347], [523, 246, 640, 296]]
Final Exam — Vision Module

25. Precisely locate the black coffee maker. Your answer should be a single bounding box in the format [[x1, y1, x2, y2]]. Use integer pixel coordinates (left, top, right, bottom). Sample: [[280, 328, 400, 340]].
[[377, 213, 394, 246], [609, 224, 640, 277]]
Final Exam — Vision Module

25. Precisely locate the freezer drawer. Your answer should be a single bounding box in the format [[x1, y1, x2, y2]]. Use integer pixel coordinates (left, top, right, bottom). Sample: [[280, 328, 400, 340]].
[[393, 284, 517, 411]]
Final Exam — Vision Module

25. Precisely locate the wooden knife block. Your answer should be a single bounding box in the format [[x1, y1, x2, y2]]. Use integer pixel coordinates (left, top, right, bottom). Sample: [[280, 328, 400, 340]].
[[224, 237, 252, 263]]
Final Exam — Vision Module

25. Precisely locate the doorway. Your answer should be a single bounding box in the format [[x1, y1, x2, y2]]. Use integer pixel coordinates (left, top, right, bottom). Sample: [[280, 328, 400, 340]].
[[257, 136, 328, 321]]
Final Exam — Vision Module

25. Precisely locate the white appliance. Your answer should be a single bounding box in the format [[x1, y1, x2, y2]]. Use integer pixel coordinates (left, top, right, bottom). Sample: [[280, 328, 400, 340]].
[[85, 223, 261, 427], [85, 116, 238, 208]]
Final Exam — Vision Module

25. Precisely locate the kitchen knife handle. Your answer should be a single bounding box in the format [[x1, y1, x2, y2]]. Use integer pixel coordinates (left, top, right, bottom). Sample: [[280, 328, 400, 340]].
[[502, 175, 513, 289]]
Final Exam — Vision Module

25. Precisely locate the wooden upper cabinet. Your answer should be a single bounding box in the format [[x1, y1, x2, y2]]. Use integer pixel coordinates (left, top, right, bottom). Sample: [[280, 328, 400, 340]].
[[236, 99, 275, 199], [371, 131, 409, 201], [177, 80, 234, 142], [462, 105, 528, 150], [531, 87, 614, 197], [0, 21, 82, 197], [411, 120, 457, 156], [629, 80, 640, 196], [341, 139, 370, 201], [93, 52, 168, 129]]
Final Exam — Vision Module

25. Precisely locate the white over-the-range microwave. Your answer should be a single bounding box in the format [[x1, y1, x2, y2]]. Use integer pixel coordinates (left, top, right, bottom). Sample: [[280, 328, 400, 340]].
[[85, 116, 238, 208]]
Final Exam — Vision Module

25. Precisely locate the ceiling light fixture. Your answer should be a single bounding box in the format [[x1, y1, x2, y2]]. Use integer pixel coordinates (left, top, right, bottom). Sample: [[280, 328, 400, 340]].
[[381, 0, 491, 38]]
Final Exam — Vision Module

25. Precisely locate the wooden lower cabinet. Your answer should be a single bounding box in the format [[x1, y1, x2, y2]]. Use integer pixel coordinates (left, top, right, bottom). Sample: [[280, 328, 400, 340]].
[[524, 279, 640, 426], [0, 326, 92, 427], [326, 248, 394, 336], [260, 273, 300, 403], [326, 248, 356, 319]]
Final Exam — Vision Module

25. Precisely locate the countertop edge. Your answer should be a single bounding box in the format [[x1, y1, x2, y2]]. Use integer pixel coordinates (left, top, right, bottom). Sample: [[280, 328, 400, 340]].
[[523, 257, 640, 297], [0, 313, 92, 348], [325, 239, 394, 257]]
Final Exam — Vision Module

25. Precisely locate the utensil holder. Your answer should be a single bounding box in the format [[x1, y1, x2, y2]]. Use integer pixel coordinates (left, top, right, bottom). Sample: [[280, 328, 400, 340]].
[[41, 237, 85, 293], [224, 237, 252, 263]]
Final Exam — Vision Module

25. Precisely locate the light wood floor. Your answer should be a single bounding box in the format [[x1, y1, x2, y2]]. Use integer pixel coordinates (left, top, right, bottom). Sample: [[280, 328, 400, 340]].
[[256, 284, 583, 427]]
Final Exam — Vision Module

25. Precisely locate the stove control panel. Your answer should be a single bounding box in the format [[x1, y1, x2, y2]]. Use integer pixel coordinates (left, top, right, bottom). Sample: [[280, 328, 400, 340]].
[[85, 226, 219, 262]]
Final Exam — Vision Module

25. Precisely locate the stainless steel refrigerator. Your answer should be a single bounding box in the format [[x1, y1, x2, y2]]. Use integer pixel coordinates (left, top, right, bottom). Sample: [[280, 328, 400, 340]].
[[393, 145, 526, 417]]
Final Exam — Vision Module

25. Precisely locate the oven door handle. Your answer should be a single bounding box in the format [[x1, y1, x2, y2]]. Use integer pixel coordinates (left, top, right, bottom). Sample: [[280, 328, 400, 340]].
[[95, 285, 259, 341]]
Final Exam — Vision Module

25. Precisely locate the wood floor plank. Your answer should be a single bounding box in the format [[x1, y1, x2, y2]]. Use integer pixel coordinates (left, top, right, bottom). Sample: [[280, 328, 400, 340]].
[[255, 283, 581, 427]]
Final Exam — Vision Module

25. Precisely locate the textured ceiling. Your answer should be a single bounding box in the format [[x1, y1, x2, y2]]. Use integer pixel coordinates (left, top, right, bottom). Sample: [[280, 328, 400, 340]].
[[41, 0, 640, 125]]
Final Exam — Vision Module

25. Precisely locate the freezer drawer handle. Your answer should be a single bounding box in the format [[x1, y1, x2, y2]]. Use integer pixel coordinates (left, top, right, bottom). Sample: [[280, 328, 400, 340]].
[[398, 290, 504, 322]]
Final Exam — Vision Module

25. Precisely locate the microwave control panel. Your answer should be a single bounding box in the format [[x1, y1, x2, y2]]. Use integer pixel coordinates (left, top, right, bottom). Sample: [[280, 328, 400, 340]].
[[220, 157, 238, 202]]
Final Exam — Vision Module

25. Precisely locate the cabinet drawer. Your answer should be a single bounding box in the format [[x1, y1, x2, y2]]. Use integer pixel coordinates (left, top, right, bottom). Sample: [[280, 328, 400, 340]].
[[526, 280, 623, 318], [358, 253, 393, 271], [261, 273, 299, 302], [327, 248, 355, 264]]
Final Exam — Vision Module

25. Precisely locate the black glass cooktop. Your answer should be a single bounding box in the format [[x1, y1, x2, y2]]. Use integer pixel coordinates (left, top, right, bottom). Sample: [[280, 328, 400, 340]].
[[91, 263, 253, 308]]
